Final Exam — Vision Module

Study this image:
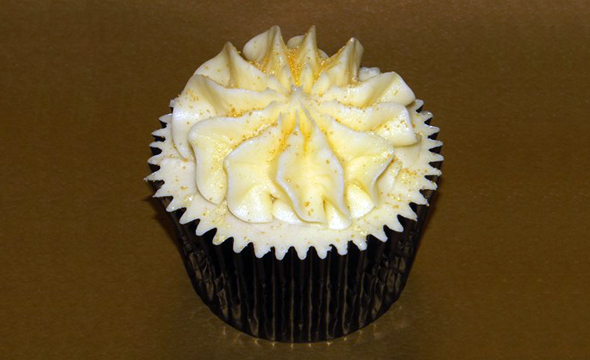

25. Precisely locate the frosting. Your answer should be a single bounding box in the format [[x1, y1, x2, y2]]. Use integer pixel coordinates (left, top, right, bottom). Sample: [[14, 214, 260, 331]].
[[147, 26, 443, 259]]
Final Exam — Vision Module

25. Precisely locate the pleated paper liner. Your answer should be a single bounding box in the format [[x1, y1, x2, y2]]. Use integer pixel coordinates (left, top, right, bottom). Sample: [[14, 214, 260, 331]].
[[148, 108, 441, 342]]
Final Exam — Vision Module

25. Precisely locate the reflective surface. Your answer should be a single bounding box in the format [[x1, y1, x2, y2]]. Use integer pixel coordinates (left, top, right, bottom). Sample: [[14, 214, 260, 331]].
[[2, 0, 589, 358]]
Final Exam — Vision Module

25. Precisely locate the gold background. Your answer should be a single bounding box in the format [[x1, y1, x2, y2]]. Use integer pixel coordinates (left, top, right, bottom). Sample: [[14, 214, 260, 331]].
[[2, 0, 589, 358]]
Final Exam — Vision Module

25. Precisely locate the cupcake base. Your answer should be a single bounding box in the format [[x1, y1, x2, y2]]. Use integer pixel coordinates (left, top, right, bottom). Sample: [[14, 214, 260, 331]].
[[151, 184, 437, 343]]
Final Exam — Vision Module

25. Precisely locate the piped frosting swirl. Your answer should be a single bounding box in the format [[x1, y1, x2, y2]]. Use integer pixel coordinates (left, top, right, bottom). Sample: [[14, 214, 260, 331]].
[[148, 26, 443, 259]]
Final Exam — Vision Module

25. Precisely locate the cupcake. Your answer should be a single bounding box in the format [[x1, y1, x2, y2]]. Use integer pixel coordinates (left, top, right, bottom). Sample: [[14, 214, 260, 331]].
[[147, 26, 442, 342]]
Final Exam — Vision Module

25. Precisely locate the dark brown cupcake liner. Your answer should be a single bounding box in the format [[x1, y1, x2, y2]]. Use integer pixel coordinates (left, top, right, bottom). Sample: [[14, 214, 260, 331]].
[[148, 112, 441, 343]]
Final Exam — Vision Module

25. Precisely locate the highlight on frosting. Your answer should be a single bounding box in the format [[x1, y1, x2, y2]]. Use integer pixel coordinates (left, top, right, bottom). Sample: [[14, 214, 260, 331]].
[[147, 26, 443, 259]]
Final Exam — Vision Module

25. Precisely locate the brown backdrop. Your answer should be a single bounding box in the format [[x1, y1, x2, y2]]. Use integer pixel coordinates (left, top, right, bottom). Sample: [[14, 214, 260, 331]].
[[1, 0, 589, 358]]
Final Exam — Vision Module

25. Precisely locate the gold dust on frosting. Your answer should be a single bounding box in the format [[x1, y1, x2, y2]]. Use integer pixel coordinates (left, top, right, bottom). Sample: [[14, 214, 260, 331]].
[[152, 26, 442, 259]]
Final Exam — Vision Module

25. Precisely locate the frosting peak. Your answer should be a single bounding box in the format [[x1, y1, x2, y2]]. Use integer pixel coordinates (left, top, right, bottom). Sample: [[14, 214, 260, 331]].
[[148, 27, 443, 259]]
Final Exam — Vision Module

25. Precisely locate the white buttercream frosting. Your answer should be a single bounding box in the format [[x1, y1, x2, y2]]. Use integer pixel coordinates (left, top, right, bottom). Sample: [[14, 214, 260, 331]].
[[147, 26, 443, 259]]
